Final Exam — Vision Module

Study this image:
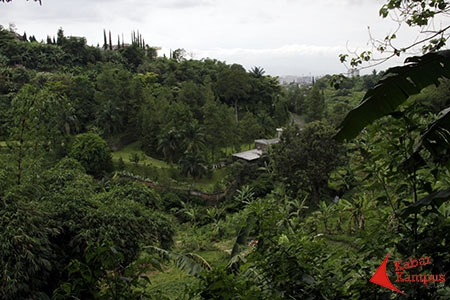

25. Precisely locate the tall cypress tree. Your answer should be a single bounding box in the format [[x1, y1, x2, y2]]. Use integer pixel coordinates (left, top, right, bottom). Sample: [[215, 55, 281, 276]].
[[103, 29, 107, 50], [137, 30, 140, 47], [117, 35, 120, 49], [56, 28, 64, 46], [109, 30, 112, 50]]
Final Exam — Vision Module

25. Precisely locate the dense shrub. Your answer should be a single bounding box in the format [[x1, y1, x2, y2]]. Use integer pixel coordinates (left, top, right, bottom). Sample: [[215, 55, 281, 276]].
[[78, 198, 174, 264], [69, 132, 113, 177], [53, 240, 160, 300], [160, 191, 183, 211], [0, 157, 175, 298], [250, 172, 274, 198], [37, 158, 95, 254], [106, 181, 162, 209], [0, 200, 55, 300]]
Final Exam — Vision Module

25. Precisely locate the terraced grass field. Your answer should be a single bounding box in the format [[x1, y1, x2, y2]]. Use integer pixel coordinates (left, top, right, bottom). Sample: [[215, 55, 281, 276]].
[[112, 141, 230, 193]]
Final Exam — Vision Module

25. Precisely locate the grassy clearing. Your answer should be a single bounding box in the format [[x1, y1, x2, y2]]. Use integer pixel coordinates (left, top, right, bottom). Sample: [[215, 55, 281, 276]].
[[117, 161, 229, 193], [112, 141, 171, 168], [113, 141, 253, 167], [194, 167, 228, 191], [145, 267, 197, 299], [113, 142, 230, 193]]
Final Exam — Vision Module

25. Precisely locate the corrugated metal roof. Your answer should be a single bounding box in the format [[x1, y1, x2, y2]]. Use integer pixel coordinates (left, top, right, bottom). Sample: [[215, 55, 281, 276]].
[[232, 149, 263, 161], [254, 138, 280, 145]]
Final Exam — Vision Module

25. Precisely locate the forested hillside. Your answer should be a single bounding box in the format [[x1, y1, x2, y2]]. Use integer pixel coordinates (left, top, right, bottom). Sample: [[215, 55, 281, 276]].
[[0, 26, 289, 156], [1, 0, 450, 298]]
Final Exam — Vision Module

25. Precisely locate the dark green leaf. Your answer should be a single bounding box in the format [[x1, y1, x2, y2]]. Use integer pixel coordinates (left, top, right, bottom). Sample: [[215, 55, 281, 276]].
[[414, 107, 450, 163], [336, 50, 450, 141], [401, 188, 450, 217]]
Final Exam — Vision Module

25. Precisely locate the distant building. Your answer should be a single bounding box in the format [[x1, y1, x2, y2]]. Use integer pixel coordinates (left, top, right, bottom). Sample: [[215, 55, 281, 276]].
[[278, 75, 314, 87], [254, 138, 280, 153], [232, 137, 281, 162], [232, 149, 263, 162], [276, 128, 283, 138]]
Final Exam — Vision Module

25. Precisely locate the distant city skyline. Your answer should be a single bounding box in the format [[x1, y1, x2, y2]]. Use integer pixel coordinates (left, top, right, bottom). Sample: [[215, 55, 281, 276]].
[[277, 75, 314, 87], [1, 0, 435, 76]]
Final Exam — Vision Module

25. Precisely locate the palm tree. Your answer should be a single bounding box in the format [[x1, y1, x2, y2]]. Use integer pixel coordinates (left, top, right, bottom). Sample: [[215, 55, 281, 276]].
[[157, 128, 182, 164], [256, 111, 275, 137], [179, 152, 207, 188], [182, 123, 205, 153], [250, 66, 265, 78], [96, 100, 122, 136]]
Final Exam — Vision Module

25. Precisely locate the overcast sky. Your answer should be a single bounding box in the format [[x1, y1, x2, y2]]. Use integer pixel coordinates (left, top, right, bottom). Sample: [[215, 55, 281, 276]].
[[0, 0, 432, 76]]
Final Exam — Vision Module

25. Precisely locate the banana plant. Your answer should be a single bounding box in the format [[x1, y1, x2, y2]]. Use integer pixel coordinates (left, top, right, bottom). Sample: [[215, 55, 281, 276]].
[[177, 200, 198, 223], [313, 201, 335, 234], [234, 185, 255, 207], [338, 195, 374, 233]]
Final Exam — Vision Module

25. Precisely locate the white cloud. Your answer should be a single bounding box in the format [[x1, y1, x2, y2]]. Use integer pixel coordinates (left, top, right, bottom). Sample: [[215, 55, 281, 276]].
[[190, 44, 351, 75], [153, 0, 217, 9], [198, 44, 347, 57]]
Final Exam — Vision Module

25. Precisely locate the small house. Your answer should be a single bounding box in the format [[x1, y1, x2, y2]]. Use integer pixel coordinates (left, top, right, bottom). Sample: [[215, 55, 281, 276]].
[[254, 138, 280, 153]]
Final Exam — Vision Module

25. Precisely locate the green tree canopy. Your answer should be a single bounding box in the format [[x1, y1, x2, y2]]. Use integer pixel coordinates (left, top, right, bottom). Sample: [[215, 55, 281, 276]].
[[272, 121, 344, 204], [215, 64, 251, 121], [69, 132, 112, 177], [304, 84, 325, 122]]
